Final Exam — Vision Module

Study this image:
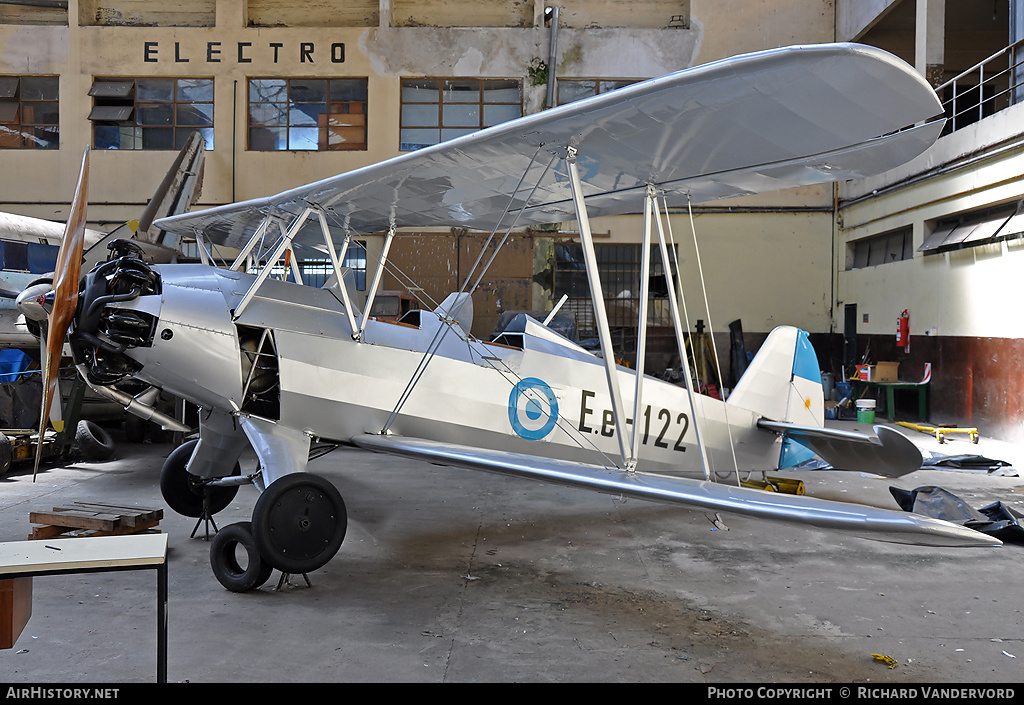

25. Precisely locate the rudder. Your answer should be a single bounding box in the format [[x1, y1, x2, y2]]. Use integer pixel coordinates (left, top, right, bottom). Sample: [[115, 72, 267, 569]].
[[727, 326, 824, 427]]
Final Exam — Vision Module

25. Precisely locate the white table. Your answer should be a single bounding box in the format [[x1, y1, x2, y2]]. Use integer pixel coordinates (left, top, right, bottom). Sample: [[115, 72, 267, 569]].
[[0, 534, 169, 682]]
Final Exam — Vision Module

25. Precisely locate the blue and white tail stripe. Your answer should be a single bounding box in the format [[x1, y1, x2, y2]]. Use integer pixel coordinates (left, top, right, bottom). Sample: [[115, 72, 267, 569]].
[[726, 326, 824, 469]]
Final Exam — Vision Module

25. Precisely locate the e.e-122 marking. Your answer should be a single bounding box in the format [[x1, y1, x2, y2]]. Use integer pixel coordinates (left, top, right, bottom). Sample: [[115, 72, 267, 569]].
[[577, 390, 688, 451]]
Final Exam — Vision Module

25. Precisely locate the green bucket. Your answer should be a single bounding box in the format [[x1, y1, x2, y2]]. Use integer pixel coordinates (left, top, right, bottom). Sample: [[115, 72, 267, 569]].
[[855, 399, 876, 423]]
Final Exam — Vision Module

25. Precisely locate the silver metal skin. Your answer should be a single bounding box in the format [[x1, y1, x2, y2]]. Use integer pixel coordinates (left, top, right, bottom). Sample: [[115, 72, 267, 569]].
[[154, 43, 945, 256], [72, 43, 1000, 555], [349, 434, 1001, 548], [73, 365, 189, 434], [97, 263, 998, 548]]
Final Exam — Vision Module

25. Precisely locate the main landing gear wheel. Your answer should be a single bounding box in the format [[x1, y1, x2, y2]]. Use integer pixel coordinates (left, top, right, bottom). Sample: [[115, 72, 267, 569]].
[[252, 473, 347, 575], [210, 521, 275, 593], [159, 439, 240, 519]]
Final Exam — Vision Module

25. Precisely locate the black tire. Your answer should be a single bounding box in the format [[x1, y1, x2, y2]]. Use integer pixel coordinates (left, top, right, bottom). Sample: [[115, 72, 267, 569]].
[[210, 522, 274, 592], [252, 473, 347, 575], [76, 420, 116, 461], [159, 439, 240, 518]]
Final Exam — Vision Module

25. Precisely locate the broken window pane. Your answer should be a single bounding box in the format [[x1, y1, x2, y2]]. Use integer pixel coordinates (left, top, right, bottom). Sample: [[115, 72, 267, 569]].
[[1, 74, 58, 149], [248, 77, 367, 152], [93, 77, 213, 151]]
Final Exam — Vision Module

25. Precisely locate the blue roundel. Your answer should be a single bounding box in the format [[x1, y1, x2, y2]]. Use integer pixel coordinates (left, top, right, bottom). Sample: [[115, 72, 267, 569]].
[[508, 378, 558, 440]]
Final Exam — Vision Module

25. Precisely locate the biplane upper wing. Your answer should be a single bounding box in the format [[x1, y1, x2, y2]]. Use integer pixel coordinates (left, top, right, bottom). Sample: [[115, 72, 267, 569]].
[[154, 43, 943, 251], [351, 434, 999, 547]]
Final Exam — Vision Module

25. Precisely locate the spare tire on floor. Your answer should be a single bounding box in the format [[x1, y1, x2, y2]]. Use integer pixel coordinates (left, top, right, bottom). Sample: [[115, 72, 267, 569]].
[[76, 420, 115, 461]]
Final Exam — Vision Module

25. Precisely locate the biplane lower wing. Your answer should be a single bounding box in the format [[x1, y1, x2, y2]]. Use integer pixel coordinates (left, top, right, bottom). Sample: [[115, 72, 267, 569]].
[[351, 434, 1000, 548], [758, 420, 924, 478]]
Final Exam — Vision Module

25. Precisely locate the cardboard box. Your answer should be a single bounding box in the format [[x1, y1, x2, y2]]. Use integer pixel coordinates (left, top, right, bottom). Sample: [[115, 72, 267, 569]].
[[873, 361, 899, 383]]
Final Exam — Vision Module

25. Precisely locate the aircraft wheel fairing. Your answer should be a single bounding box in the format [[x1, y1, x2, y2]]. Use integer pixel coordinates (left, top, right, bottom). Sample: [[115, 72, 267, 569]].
[[210, 522, 274, 592], [160, 439, 240, 518], [252, 473, 347, 574]]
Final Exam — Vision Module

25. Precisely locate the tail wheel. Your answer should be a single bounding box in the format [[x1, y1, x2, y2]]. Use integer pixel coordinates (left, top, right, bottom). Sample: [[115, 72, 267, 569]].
[[252, 473, 347, 575], [159, 439, 240, 518], [210, 522, 274, 592]]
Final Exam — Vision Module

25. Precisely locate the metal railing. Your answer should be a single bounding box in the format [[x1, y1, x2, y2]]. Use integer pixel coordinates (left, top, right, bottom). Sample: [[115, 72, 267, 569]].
[[936, 37, 1024, 134]]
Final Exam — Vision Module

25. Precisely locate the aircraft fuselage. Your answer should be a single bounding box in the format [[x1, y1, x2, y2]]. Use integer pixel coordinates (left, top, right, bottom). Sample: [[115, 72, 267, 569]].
[[80, 263, 778, 480]]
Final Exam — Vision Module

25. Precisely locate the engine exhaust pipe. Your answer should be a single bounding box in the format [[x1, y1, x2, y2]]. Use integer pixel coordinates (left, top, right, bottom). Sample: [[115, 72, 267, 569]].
[[75, 365, 191, 433]]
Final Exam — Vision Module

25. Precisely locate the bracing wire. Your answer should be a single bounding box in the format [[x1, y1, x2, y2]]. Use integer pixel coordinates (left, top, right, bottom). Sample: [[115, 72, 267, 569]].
[[682, 195, 741, 483]]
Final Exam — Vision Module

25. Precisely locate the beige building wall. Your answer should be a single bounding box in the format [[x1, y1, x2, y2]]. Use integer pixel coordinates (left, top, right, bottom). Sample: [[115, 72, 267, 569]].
[[0, 0, 839, 347]]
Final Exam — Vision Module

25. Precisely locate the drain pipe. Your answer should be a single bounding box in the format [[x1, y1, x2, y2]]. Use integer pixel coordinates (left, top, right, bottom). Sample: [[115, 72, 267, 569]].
[[75, 366, 191, 433], [545, 6, 559, 109]]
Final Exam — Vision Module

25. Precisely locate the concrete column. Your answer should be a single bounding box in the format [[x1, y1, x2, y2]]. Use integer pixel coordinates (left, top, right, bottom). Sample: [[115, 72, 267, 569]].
[[915, 0, 945, 87], [216, 0, 245, 28]]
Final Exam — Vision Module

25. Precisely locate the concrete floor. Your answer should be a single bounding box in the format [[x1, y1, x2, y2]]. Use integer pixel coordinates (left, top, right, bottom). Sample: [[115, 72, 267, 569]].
[[0, 420, 1022, 683]]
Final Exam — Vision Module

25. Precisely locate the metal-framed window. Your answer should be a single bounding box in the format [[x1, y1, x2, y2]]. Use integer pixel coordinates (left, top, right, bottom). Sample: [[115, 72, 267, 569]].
[[554, 242, 679, 337], [0, 75, 59, 150], [850, 227, 914, 268], [399, 78, 521, 151], [89, 77, 213, 150], [917, 202, 1024, 255], [248, 78, 367, 151], [556, 79, 635, 106]]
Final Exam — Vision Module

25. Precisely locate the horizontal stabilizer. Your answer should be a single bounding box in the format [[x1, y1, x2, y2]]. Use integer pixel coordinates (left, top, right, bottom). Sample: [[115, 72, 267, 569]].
[[351, 434, 998, 548], [759, 420, 923, 477]]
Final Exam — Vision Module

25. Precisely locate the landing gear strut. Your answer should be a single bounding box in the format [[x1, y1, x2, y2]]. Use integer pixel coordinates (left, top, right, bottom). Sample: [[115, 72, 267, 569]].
[[159, 439, 241, 538]]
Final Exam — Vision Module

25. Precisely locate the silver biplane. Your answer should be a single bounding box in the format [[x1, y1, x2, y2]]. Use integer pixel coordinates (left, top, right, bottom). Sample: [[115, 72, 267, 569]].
[[19, 43, 1002, 592]]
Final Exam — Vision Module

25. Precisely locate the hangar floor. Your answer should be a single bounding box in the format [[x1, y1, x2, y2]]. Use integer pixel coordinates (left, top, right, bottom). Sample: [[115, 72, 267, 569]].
[[1, 421, 1022, 684]]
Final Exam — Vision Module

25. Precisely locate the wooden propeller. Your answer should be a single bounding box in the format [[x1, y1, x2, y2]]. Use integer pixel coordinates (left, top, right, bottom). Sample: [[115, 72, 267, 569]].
[[33, 147, 89, 481]]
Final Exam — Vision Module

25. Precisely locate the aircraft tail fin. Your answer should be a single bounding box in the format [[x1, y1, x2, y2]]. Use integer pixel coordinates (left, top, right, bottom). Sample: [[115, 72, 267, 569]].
[[727, 326, 824, 428]]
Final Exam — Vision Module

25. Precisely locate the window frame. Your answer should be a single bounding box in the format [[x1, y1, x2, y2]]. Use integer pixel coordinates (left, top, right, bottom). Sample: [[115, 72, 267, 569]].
[[399, 77, 522, 152], [556, 78, 636, 107], [247, 77, 368, 152], [0, 75, 60, 150], [89, 76, 214, 151], [849, 226, 914, 269], [553, 242, 679, 338]]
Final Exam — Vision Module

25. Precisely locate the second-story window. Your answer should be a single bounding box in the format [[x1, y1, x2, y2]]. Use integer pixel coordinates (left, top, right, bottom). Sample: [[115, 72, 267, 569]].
[[248, 78, 368, 151], [400, 78, 522, 151], [0, 75, 59, 149], [89, 77, 214, 150]]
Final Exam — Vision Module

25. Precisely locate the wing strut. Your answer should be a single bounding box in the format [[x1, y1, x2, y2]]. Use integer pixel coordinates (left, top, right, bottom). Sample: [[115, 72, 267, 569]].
[[651, 193, 712, 479], [316, 210, 361, 337], [566, 147, 631, 467], [233, 206, 313, 320], [356, 226, 396, 340], [229, 215, 270, 272], [627, 187, 654, 470]]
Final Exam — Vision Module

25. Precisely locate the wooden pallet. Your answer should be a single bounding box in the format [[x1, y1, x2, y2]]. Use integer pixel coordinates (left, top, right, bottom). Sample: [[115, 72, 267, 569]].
[[28, 502, 163, 540]]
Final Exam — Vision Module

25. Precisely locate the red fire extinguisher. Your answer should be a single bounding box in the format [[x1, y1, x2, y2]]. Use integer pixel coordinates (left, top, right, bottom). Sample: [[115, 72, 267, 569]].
[[896, 309, 910, 352]]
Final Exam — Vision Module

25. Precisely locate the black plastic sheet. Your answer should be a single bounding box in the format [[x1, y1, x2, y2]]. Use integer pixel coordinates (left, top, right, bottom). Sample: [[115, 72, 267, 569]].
[[890, 485, 1024, 543]]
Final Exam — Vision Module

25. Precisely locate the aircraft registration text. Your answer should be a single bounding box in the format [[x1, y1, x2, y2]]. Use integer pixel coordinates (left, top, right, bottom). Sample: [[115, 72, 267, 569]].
[[578, 390, 688, 451]]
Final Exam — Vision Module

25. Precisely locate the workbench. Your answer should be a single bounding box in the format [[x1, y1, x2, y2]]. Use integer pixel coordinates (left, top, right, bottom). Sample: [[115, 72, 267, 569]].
[[855, 380, 929, 422], [0, 533, 169, 682]]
